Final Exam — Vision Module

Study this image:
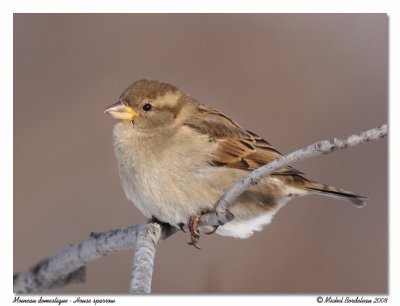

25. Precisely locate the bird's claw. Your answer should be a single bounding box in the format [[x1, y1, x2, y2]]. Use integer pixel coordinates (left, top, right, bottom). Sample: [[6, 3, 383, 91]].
[[178, 222, 186, 233], [187, 241, 201, 249], [204, 225, 219, 235], [188, 214, 202, 249]]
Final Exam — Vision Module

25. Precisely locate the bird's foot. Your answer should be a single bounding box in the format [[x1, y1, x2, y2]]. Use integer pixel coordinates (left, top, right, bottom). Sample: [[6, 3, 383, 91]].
[[186, 210, 221, 248], [187, 214, 202, 249]]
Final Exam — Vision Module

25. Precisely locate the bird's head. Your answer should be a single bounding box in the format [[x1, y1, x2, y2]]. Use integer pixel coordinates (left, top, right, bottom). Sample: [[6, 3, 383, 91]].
[[105, 79, 188, 130]]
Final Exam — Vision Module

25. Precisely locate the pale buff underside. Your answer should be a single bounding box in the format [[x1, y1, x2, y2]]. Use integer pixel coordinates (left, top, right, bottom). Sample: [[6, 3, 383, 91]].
[[113, 121, 307, 239]]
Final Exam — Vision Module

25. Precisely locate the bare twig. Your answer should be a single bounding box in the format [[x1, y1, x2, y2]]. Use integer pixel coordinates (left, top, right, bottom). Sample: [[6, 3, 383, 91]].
[[13, 124, 387, 293]]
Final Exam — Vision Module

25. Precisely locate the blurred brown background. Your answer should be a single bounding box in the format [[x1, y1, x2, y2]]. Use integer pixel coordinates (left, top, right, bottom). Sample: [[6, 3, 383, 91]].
[[14, 14, 387, 293]]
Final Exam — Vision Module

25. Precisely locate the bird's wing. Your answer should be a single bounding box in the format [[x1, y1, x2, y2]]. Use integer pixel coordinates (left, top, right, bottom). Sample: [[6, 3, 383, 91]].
[[184, 103, 302, 175]]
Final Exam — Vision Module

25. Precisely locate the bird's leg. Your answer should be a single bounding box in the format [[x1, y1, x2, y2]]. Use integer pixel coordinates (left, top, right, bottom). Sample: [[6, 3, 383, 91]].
[[188, 214, 202, 249]]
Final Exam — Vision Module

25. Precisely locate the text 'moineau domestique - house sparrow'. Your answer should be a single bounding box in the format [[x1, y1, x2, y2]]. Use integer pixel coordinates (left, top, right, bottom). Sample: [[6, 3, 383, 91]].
[[105, 79, 365, 248]]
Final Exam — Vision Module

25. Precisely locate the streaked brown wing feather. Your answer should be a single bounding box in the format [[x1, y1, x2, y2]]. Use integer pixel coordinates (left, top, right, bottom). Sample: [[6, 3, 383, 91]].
[[185, 103, 302, 175]]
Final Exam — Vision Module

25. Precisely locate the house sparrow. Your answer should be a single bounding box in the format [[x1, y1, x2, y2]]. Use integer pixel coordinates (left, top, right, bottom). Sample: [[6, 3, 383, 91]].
[[105, 79, 366, 248]]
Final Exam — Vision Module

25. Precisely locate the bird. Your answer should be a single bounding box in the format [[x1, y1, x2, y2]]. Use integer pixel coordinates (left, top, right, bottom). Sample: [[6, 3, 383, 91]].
[[105, 79, 366, 248]]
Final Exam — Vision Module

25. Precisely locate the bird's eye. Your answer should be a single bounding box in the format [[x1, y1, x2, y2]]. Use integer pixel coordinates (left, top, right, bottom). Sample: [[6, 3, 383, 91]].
[[143, 103, 152, 112]]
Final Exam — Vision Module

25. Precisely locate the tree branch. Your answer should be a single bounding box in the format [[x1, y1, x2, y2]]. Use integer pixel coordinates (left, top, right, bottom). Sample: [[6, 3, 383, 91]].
[[13, 124, 387, 293], [13, 222, 178, 293], [13, 224, 146, 293]]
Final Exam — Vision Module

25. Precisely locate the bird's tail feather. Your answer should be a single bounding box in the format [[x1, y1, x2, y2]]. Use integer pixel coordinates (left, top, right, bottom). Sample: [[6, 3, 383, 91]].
[[304, 181, 367, 208]]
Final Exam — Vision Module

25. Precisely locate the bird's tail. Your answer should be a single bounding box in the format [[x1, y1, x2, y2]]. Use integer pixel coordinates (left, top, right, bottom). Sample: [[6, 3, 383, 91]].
[[304, 181, 367, 208]]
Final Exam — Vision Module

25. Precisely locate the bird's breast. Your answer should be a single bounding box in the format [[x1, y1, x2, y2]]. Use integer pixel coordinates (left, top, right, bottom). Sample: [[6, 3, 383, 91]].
[[112, 123, 221, 224]]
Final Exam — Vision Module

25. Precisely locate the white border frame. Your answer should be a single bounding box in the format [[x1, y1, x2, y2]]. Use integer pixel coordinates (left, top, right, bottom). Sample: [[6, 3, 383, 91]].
[[2, 1, 397, 305]]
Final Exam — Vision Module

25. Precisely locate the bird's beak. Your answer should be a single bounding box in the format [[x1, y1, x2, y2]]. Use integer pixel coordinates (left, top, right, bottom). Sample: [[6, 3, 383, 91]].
[[104, 101, 138, 120]]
